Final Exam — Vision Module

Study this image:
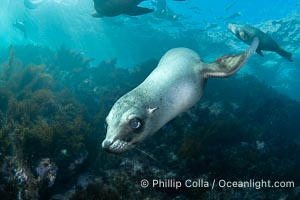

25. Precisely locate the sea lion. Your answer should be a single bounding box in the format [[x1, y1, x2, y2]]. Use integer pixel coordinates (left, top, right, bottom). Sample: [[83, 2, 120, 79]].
[[13, 20, 27, 39], [92, 0, 154, 17], [24, 0, 46, 9], [224, 12, 242, 21], [228, 23, 293, 62], [102, 38, 259, 154]]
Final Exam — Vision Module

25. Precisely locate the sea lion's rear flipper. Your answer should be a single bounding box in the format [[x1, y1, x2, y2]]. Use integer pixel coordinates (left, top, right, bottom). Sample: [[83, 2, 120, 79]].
[[127, 6, 154, 16], [202, 37, 259, 78], [135, 0, 146, 4], [92, 11, 103, 18], [276, 48, 293, 62], [256, 49, 264, 57]]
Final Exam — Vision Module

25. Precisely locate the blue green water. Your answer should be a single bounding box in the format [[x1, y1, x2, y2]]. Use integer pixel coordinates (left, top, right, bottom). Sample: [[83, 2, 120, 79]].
[[0, 0, 300, 199], [1, 0, 299, 100]]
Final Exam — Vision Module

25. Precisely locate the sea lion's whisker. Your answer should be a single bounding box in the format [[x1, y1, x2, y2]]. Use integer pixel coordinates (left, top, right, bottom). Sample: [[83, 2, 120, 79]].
[[132, 146, 158, 162]]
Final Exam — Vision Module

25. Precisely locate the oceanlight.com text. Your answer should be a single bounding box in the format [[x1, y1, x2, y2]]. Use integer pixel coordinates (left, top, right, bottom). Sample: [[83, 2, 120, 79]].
[[140, 178, 295, 190]]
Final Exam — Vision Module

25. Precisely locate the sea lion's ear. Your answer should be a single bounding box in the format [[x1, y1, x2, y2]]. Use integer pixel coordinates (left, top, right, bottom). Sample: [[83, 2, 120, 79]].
[[239, 31, 249, 41], [148, 107, 159, 114]]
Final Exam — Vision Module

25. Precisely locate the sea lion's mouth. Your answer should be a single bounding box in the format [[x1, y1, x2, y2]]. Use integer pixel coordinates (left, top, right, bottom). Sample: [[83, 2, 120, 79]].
[[102, 139, 131, 154]]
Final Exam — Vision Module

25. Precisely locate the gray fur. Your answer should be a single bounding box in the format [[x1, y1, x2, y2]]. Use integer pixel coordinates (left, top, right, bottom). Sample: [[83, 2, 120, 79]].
[[102, 38, 258, 154]]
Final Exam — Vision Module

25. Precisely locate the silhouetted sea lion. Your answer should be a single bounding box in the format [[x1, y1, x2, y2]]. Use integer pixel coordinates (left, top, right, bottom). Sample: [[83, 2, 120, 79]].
[[92, 0, 154, 17], [24, 0, 46, 9], [13, 20, 27, 39], [228, 23, 293, 62], [102, 38, 259, 154]]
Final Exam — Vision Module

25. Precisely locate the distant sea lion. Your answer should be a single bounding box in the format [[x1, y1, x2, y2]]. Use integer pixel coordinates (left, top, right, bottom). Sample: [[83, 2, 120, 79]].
[[92, 0, 154, 17], [224, 12, 242, 21], [228, 23, 293, 62], [102, 38, 259, 154], [13, 20, 27, 39], [24, 0, 46, 9]]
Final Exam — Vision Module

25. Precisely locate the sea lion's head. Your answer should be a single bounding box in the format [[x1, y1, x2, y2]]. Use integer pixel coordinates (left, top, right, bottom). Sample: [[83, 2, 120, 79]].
[[228, 23, 237, 33], [228, 23, 250, 43], [102, 92, 159, 154]]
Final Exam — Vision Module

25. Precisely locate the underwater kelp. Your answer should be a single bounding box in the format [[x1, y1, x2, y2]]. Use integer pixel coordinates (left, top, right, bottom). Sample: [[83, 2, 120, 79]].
[[0, 46, 22, 83], [54, 47, 93, 72], [13, 45, 54, 67], [0, 44, 299, 199], [0, 46, 94, 199], [70, 181, 120, 200]]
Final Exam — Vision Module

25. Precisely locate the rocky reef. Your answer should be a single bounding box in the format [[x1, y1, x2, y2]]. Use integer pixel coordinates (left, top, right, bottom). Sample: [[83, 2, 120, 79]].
[[0, 44, 299, 200]]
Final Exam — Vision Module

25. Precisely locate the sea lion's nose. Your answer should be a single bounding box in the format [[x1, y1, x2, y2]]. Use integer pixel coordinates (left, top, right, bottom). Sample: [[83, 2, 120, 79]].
[[102, 140, 112, 151], [227, 23, 236, 33]]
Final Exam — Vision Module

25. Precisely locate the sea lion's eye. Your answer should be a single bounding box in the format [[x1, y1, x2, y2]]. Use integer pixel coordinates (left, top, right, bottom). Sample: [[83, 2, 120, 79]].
[[128, 118, 142, 130]]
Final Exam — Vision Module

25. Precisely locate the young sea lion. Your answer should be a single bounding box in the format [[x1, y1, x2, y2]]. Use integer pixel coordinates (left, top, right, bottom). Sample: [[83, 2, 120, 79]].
[[102, 38, 259, 154]]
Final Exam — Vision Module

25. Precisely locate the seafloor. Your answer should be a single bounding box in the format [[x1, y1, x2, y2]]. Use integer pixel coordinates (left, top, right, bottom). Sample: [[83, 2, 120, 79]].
[[0, 44, 299, 200]]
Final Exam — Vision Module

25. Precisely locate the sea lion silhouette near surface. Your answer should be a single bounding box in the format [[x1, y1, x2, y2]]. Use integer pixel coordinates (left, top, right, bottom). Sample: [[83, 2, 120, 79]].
[[13, 20, 27, 39], [92, 0, 154, 17], [102, 38, 259, 154], [228, 23, 293, 62], [24, 0, 46, 9]]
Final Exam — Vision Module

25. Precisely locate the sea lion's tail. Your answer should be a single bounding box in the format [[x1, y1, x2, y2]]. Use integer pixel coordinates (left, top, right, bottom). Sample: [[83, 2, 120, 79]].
[[202, 37, 259, 78], [277, 48, 293, 62]]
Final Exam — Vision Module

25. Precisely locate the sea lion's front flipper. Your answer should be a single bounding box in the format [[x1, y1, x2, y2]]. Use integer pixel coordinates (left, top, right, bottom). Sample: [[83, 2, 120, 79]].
[[127, 6, 154, 16], [256, 49, 264, 57], [202, 37, 259, 78]]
